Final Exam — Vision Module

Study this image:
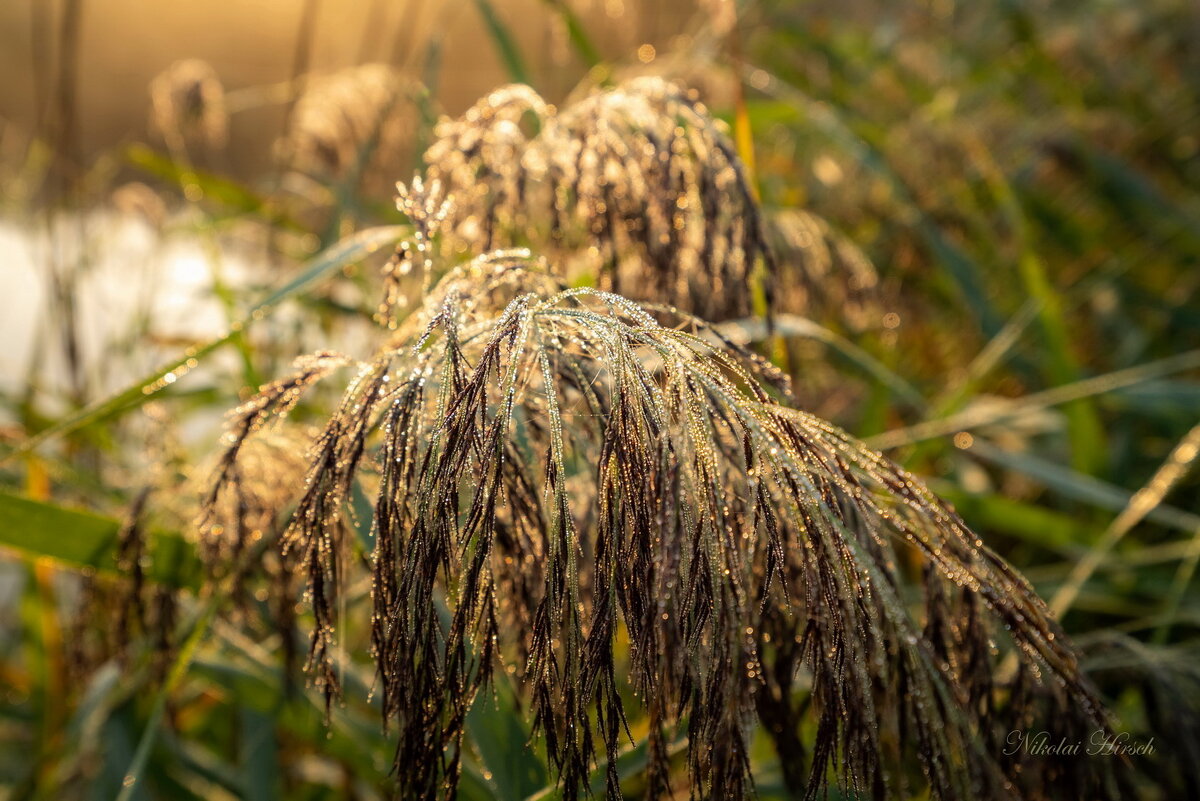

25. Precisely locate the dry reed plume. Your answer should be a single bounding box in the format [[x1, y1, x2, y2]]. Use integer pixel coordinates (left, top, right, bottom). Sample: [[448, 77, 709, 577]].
[[767, 208, 882, 333], [280, 63, 420, 197], [424, 78, 776, 322], [201, 80, 1115, 801], [149, 59, 228, 152]]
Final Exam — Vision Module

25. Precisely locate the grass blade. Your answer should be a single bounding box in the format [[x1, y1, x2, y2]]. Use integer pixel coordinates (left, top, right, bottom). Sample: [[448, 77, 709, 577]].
[[1, 225, 407, 465], [0, 491, 202, 589], [966, 439, 1200, 537], [867, 349, 1200, 450], [541, 0, 601, 69], [471, 0, 531, 85], [714, 313, 925, 409], [466, 676, 549, 801], [962, 133, 1107, 473], [115, 600, 218, 801], [1048, 422, 1200, 619]]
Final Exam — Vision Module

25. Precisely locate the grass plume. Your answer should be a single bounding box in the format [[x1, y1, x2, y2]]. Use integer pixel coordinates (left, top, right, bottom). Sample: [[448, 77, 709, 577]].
[[424, 78, 777, 321], [205, 225, 1111, 800]]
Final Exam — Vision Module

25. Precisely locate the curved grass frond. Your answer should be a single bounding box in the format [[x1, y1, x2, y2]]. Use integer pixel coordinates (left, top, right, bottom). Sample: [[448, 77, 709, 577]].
[[67, 487, 179, 687], [196, 426, 315, 653], [205, 245, 1110, 800], [199, 350, 353, 561], [196, 353, 353, 672], [422, 77, 777, 322]]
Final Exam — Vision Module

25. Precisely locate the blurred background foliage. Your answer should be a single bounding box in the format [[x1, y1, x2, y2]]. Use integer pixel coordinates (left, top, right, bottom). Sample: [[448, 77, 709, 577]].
[[1, 0, 1199, 798]]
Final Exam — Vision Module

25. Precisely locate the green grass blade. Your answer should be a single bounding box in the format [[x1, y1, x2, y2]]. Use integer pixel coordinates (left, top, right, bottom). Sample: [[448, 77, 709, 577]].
[[191, 655, 389, 782], [967, 438, 1200, 537], [964, 135, 1107, 473], [523, 733, 688, 801], [125, 144, 304, 233], [115, 600, 218, 801], [1019, 249, 1108, 474], [466, 676, 548, 800], [1, 225, 407, 465], [541, 0, 601, 68], [0, 492, 202, 589], [238, 706, 280, 801], [868, 349, 1200, 451], [112, 523, 290, 801], [471, 0, 531, 84], [714, 313, 926, 410], [931, 481, 1091, 556], [1055, 138, 1200, 257]]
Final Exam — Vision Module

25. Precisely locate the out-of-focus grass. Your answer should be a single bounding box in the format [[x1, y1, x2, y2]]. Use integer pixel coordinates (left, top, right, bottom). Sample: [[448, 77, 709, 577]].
[[1, 0, 1198, 798]]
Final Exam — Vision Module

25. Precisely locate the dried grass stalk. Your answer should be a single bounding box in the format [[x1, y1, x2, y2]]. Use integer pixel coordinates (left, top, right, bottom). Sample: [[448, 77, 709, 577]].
[[205, 243, 1110, 799]]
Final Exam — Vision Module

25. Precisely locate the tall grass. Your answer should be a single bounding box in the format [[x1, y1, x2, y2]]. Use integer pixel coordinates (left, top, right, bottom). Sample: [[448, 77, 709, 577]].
[[1, 1, 1198, 799]]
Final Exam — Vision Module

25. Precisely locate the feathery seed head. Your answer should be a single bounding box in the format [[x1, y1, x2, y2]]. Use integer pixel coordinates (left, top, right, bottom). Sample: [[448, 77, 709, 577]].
[[149, 59, 227, 150], [200, 83, 1114, 801]]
